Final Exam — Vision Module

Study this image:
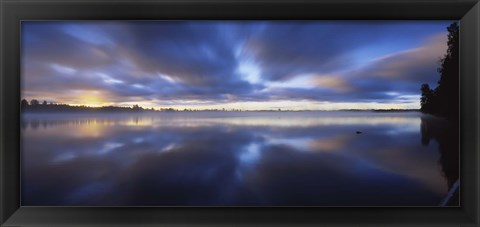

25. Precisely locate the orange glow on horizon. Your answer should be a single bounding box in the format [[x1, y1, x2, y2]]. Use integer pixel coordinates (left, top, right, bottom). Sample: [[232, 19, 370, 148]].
[[69, 92, 108, 107]]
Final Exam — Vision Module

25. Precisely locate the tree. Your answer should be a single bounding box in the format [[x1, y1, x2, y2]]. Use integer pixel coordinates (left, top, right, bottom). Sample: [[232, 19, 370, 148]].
[[21, 99, 29, 109], [420, 84, 434, 113], [436, 22, 459, 120], [30, 99, 40, 106], [132, 104, 142, 111], [420, 22, 459, 121], [42, 100, 47, 105]]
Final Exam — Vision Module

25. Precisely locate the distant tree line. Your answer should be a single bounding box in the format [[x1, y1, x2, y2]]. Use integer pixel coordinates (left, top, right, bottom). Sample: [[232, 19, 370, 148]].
[[21, 99, 156, 113], [420, 22, 459, 122], [21, 100, 428, 113], [20, 99, 255, 113]]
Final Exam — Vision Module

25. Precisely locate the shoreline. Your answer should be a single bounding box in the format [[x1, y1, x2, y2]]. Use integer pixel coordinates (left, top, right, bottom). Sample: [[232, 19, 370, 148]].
[[21, 109, 421, 114]]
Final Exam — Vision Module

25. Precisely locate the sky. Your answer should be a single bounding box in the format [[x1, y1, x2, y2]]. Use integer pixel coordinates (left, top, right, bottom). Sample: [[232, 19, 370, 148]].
[[21, 21, 454, 110]]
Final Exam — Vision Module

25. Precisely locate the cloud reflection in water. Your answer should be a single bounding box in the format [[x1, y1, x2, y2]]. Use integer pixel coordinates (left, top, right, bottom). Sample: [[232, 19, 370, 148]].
[[21, 111, 450, 206]]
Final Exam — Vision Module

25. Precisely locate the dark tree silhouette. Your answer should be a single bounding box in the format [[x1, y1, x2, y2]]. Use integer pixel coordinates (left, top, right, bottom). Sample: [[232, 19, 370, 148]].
[[419, 22, 459, 206], [20, 99, 158, 113], [30, 99, 40, 106], [420, 84, 435, 113], [436, 22, 459, 121], [420, 22, 459, 121], [133, 104, 144, 111], [21, 99, 29, 109]]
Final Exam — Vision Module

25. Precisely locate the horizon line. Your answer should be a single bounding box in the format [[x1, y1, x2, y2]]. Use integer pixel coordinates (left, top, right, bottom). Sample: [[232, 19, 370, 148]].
[[20, 99, 421, 112]]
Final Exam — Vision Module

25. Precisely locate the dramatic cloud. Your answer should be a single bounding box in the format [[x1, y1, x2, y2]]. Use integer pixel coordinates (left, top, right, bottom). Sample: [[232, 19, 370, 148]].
[[21, 21, 454, 109]]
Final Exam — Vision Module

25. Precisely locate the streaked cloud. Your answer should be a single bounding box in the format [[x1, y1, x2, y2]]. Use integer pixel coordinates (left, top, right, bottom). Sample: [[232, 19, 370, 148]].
[[21, 21, 453, 110]]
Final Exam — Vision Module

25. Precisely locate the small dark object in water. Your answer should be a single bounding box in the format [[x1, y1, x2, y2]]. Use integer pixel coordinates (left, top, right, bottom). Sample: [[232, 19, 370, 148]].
[[356, 131, 362, 134]]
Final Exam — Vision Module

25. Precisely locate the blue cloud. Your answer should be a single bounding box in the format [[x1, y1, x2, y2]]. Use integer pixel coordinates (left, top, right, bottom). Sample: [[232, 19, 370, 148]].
[[21, 21, 453, 106]]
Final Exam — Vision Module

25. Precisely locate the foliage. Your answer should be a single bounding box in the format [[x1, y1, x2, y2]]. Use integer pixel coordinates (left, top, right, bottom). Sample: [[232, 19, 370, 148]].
[[420, 22, 459, 121]]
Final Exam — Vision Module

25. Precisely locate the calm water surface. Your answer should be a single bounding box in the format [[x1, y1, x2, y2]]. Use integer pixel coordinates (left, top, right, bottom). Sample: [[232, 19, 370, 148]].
[[21, 111, 457, 206]]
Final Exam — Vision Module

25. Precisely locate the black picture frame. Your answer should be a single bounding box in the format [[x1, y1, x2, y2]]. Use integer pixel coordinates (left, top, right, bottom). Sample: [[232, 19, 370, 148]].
[[1, 0, 479, 226]]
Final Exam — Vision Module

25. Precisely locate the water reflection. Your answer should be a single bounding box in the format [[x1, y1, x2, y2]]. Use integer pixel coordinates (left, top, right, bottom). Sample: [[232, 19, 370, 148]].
[[21, 112, 457, 206], [420, 115, 459, 205]]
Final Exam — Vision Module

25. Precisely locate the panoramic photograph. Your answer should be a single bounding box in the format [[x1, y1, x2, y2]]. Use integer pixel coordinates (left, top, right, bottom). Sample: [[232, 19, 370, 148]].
[[21, 21, 459, 206]]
